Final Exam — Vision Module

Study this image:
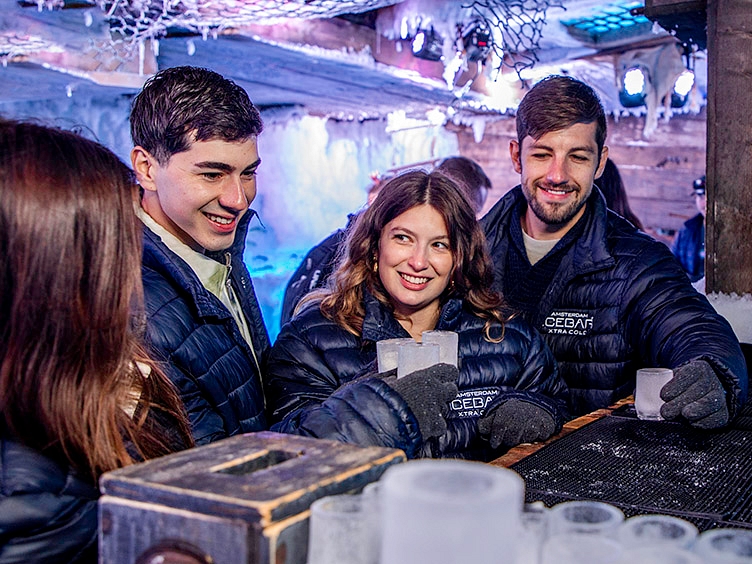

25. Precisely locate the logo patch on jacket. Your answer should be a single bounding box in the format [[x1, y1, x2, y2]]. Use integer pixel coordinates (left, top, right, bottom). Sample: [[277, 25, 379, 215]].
[[542, 310, 594, 336], [449, 388, 499, 418]]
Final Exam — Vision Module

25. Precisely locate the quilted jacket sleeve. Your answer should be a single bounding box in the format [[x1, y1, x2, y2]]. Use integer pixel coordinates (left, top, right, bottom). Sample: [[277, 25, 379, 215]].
[[264, 313, 424, 458], [483, 317, 570, 431], [624, 242, 747, 419], [143, 311, 228, 445], [149, 353, 228, 446]]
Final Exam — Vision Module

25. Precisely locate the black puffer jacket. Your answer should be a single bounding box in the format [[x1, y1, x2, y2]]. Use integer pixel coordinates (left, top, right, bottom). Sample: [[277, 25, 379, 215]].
[[141, 211, 269, 445], [280, 213, 357, 327], [265, 292, 569, 461], [0, 440, 98, 564], [481, 186, 748, 418]]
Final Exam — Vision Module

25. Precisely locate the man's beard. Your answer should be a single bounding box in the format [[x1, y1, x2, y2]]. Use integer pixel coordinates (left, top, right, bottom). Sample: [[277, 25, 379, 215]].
[[524, 183, 589, 227]]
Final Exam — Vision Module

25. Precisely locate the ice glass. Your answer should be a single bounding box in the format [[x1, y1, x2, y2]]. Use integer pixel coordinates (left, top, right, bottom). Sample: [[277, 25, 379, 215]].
[[541, 533, 624, 564], [635, 368, 674, 420], [618, 514, 698, 549], [379, 459, 524, 564], [396, 341, 440, 379], [548, 500, 625, 538], [613, 546, 702, 564], [376, 338, 413, 373], [421, 330, 459, 367], [307, 494, 376, 564], [515, 502, 549, 564], [693, 528, 752, 562]]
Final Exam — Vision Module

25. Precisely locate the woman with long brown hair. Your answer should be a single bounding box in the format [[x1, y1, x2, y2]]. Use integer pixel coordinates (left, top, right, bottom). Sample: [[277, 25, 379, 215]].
[[0, 120, 193, 563], [265, 170, 568, 461]]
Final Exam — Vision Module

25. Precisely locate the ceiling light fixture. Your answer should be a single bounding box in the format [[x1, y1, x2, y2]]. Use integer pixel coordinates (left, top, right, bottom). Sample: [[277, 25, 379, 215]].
[[619, 66, 695, 109], [671, 69, 695, 108], [461, 19, 491, 63], [411, 27, 443, 62], [619, 66, 647, 108]]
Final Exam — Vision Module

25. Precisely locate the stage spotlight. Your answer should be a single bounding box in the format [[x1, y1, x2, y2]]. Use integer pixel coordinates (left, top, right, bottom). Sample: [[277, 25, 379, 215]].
[[412, 27, 444, 61], [619, 66, 647, 108], [462, 19, 491, 62], [671, 70, 694, 108]]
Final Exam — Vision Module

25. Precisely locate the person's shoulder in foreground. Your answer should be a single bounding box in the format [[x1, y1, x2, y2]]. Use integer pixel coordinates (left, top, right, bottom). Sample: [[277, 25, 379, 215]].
[[0, 119, 193, 563], [129, 66, 269, 444], [480, 74, 747, 427]]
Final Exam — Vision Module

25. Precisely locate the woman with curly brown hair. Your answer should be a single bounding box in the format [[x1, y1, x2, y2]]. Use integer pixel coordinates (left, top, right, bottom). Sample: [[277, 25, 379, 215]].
[[265, 169, 568, 461]]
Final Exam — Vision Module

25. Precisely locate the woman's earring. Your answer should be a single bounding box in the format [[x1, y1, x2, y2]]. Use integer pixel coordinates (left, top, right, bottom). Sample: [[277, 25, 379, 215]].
[[373, 255, 379, 273]]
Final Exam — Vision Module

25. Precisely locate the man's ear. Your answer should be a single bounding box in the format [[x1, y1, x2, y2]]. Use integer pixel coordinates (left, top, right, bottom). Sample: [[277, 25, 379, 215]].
[[130, 146, 159, 192], [509, 139, 522, 174], [595, 145, 609, 179]]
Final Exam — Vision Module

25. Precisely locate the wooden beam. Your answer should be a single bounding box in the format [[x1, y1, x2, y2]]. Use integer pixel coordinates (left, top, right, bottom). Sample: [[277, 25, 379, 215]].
[[706, 0, 752, 294]]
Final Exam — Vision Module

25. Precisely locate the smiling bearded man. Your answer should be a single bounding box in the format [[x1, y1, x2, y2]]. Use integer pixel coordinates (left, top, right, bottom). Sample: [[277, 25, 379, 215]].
[[480, 75, 747, 428]]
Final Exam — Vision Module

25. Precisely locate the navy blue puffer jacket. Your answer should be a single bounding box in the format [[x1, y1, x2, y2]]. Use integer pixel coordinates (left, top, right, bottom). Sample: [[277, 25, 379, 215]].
[[671, 212, 705, 282], [141, 211, 269, 445], [265, 292, 569, 461], [481, 187, 747, 418], [0, 440, 98, 564]]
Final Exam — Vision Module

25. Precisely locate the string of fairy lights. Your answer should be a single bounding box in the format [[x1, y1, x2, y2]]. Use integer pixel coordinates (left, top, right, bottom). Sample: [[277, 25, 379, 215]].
[[5, 0, 561, 79]]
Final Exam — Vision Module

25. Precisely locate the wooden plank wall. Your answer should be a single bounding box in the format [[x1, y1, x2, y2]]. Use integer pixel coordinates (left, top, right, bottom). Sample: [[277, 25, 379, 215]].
[[454, 111, 707, 246]]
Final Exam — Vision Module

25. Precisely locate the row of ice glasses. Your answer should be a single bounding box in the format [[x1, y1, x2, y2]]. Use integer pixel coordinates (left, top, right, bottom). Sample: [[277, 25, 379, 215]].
[[308, 470, 752, 564]]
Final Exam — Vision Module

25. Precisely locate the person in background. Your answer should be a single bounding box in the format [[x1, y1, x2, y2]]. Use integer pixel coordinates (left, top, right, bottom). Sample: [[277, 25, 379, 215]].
[[671, 175, 706, 283], [434, 155, 492, 218], [481, 75, 747, 427], [129, 66, 269, 445], [265, 170, 569, 461], [279, 173, 388, 327], [0, 120, 193, 563], [597, 158, 644, 230], [280, 156, 492, 328]]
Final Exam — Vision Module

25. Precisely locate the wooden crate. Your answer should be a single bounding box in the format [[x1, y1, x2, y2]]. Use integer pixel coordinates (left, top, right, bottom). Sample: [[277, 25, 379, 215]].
[[99, 431, 405, 564]]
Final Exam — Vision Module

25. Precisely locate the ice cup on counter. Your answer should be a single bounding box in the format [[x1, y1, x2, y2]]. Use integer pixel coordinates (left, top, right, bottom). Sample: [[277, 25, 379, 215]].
[[547, 500, 625, 538], [379, 459, 524, 564], [692, 528, 752, 562], [307, 494, 378, 564], [618, 514, 698, 549]]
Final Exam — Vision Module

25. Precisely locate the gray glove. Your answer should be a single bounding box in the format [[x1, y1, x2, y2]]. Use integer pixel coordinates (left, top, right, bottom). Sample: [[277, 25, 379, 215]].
[[387, 363, 459, 440], [660, 360, 729, 429], [478, 399, 556, 449]]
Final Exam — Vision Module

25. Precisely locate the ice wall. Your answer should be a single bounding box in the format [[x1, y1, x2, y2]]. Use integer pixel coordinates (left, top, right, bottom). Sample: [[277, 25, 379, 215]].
[[0, 95, 459, 340]]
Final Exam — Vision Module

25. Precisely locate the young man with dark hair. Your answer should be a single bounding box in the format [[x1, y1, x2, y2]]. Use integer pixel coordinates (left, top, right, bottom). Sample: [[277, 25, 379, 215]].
[[130, 66, 268, 444], [481, 75, 747, 427]]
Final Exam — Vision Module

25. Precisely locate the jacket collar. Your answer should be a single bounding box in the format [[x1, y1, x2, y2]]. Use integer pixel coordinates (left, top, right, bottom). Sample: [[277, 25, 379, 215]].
[[486, 185, 614, 276], [142, 209, 256, 320], [360, 289, 464, 342]]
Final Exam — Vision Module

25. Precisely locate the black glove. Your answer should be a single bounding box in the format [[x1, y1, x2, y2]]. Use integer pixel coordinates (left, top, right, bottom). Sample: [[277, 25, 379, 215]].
[[386, 363, 459, 440], [478, 399, 556, 449], [660, 360, 729, 429]]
